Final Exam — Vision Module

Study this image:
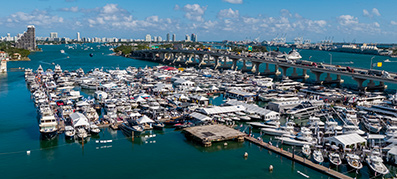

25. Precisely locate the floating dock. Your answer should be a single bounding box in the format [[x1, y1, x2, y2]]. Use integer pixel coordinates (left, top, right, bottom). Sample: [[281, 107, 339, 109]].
[[245, 136, 352, 179], [183, 125, 245, 147]]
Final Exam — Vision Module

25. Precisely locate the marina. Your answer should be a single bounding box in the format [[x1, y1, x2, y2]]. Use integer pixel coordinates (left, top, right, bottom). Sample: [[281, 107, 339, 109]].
[[1, 44, 397, 179]]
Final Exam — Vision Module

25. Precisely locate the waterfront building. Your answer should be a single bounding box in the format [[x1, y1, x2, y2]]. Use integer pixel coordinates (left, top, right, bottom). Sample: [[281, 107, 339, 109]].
[[185, 34, 191, 42], [166, 33, 170, 42], [0, 59, 6, 73], [15, 25, 36, 51], [145, 34, 151, 42], [50, 32, 58, 39], [172, 34, 176, 42], [77, 32, 81, 42], [191, 33, 197, 42]]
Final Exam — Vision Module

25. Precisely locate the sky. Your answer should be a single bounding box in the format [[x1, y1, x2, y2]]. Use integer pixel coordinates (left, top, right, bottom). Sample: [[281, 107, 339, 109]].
[[1, 0, 396, 43]]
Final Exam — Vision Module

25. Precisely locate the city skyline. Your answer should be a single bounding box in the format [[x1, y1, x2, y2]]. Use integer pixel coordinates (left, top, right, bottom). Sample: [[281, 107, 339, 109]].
[[0, 0, 396, 43]]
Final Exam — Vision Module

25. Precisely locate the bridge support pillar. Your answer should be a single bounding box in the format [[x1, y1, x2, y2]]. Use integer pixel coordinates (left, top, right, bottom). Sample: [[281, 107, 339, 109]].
[[280, 66, 289, 78], [274, 65, 281, 76], [367, 80, 376, 88], [242, 59, 247, 71], [214, 56, 221, 69], [264, 63, 270, 73], [231, 59, 238, 70], [311, 71, 323, 84], [198, 55, 204, 67], [325, 73, 333, 82], [251, 62, 261, 75], [353, 77, 366, 90], [336, 75, 344, 83]]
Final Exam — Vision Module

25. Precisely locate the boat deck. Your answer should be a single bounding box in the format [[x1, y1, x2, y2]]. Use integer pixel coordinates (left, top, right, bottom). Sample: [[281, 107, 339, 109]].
[[245, 136, 352, 179], [184, 124, 245, 147]]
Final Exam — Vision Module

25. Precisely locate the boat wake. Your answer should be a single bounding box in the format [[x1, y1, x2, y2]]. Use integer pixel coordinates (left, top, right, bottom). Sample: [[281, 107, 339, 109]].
[[39, 61, 53, 65]]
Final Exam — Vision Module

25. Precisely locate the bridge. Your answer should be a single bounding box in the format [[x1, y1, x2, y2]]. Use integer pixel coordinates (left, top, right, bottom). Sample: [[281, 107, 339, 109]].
[[131, 49, 397, 90]]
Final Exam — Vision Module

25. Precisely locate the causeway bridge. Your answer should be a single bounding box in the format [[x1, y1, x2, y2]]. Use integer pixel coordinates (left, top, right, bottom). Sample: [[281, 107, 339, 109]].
[[131, 49, 397, 90]]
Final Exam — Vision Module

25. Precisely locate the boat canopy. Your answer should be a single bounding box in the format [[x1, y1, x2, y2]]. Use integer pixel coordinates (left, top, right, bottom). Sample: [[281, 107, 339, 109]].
[[70, 112, 90, 127], [225, 100, 280, 117], [189, 112, 212, 122], [137, 115, 154, 124], [198, 105, 246, 115], [325, 133, 366, 149]]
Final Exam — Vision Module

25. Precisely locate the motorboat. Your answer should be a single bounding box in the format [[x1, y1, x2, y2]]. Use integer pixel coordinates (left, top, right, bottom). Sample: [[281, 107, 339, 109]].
[[366, 150, 389, 175], [307, 116, 325, 130], [261, 121, 295, 137], [39, 114, 58, 140], [362, 115, 382, 133], [153, 122, 165, 130], [296, 127, 314, 142], [64, 126, 75, 139], [275, 136, 312, 146], [302, 144, 311, 158], [249, 121, 280, 129], [328, 152, 342, 166], [76, 128, 88, 139], [342, 125, 365, 135], [312, 146, 324, 163], [119, 123, 144, 136], [89, 123, 101, 134], [345, 153, 363, 170]]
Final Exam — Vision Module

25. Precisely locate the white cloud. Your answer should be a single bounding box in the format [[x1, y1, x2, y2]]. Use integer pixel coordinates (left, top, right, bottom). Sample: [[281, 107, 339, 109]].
[[391, 21, 397, 25], [174, 5, 180, 10], [222, 0, 243, 4], [5, 10, 64, 27], [59, 6, 79, 12], [338, 15, 358, 26], [217, 8, 239, 19], [182, 4, 207, 22], [372, 8, 381, 16], [363, 9, 370, 17], [363, 8, 381, 18]]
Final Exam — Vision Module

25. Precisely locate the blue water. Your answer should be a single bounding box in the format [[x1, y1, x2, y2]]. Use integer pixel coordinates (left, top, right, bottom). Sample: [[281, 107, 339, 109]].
[[0, 44, 394, 178]]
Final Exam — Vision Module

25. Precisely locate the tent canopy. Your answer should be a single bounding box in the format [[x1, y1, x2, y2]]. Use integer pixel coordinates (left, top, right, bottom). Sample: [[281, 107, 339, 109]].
[[70, 112, 90, 127], [189, 112, 212, 122], [325, 133, 366, 149], [137, 115, 154, 124]]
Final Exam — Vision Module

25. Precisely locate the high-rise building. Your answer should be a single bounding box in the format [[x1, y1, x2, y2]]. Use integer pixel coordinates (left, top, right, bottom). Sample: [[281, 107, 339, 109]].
[[153, 36, 158, 42], [15, 25, 36, 51], [77, 32, 81, 42], [185, 34, 191, 42], [50, 32, 58, 39], [172, 34, 176, 42], [158, 36, 162, 42], [191, 33, 197, 42], [166, 33, 170, 42], [145, 34, 151, 42]]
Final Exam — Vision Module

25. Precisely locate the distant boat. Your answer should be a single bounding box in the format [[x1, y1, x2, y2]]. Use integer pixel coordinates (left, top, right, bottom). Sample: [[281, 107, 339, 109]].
[[60, 50, 65, 53], [384, 59, 391, 62], [89, 53, 94, 57]]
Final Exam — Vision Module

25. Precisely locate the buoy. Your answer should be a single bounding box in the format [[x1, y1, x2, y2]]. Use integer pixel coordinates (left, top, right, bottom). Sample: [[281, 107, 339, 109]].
[[244, 152, 248, 158], [153, 141, 156, 143], [269, 165, 273, 171], [96, 140, 99, 143], [26, 151, 31, 155], [153, 134, 156, 137], [224, 142, 228, 146]]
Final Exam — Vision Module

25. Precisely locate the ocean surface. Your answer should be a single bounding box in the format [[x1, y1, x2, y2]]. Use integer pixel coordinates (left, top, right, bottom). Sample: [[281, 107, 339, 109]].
[[0, 44, 395, 178]]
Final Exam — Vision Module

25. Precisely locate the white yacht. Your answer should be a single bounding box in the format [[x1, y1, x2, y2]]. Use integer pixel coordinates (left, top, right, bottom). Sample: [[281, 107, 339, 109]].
[[307, 116, 325, 130], [328, 152, 342, 166], [312, 146, 324, 163], [302, 144, 311, 158], [362, 115, 382, 133], [342, 125, 365, 135], [261, 121, 295, 137], [275, 136, 312, 146], [64, 126, 75, 139], [366, 150, 389, 175], [39, 114, 58, 139], [296, 127, 314, 142], [345, 153, 363, 170]]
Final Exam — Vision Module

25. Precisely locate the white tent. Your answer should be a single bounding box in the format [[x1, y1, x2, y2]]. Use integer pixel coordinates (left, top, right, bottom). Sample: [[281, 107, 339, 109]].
[[198, 105, 246, 115], [189, 112, 212, 122], [129, 112, 141, 117], [70, 112, 90, 127], [137, 115, 154, 124], [325, 133, 366, 149]]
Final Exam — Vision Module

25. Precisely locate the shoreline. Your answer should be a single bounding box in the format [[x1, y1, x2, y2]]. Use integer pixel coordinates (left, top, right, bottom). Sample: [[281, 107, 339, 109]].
[[8, 57, 31, 61]]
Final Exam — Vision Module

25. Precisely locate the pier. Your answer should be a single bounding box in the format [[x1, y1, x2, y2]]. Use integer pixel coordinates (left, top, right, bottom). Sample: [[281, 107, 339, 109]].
[[244, 136, 352, 179], [183, 125, 245, 147]]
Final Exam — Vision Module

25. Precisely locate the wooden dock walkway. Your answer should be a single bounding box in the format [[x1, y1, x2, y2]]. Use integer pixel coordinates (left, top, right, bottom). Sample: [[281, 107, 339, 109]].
[[184, 125, 246, 147], [245, 136, 352, 179]]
